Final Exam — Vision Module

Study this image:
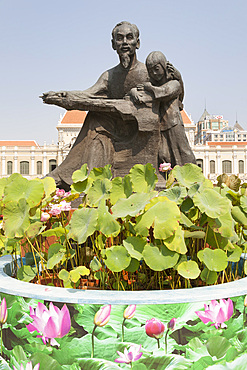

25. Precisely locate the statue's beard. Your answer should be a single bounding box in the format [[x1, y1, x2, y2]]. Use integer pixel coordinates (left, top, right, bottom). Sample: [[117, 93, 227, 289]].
[[120, 53, 131, 69]]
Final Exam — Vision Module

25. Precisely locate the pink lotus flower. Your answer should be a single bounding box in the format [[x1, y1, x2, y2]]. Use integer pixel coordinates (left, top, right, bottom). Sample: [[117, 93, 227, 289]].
[[26, 302, 71, 346], [56, 189, 66, 197], [40, 212, 50, 222], [168, 318, 176, 331], [115, 344, 143, 364], [49, 201, 71, 216], [0, 298, 7, 325], [195, 299, 233, 329], [145, 318, 165, 339], [13, 362, 40, 370], [94, 305, 111, 327], [159, 162, 172, 172], [123, 305, 136, 319]]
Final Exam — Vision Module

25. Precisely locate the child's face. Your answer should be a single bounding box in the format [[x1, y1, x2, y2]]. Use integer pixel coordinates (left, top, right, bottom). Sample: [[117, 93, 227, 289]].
[[147, 63, 165, 82]]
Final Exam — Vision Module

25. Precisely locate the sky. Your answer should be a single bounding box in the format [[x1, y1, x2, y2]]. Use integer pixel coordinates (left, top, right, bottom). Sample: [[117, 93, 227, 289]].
[[1, 0, 247, 145]]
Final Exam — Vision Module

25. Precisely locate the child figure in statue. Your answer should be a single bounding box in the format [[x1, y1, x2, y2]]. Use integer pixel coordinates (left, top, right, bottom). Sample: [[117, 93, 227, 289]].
[[141, 51, 196, 168]]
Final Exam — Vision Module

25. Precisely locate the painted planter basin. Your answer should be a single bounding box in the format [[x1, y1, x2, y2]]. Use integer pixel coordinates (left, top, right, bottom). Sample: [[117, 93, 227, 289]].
[[1, 254, 247, 369]]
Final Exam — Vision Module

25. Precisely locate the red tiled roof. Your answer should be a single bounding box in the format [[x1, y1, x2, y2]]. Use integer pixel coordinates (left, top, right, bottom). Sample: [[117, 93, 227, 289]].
[[181, 110, 192, 125], [208, 141, 247, 146], [0, 140, 38, 147], [61, 110, 87, 124]]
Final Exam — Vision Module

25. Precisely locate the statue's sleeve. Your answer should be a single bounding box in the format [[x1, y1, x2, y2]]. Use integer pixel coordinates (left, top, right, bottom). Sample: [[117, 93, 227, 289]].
[[152, 80, 181, 102], [81, 71, 109, 98]]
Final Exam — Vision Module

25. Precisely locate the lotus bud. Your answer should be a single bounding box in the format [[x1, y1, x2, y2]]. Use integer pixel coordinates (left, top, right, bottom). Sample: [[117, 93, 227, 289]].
[[94, 305, 111, 327], [168, 318, 176, 331], [0, 298, 7, 325], [244, 296, 247, 307], [123, 305, 136, 320], [145, 318, 165, 339]]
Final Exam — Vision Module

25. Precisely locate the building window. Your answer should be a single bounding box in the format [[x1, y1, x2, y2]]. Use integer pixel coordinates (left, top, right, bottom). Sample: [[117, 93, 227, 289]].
[[7, 161, 13, 175], [37, 161, 42, 175], [20, 161, 29, 175], [196, 159, 203, 171], [239, 160, 244, 174], [210, 160, 215, 174], [49, 159, 57, 172], [222, 160, 232, 174]]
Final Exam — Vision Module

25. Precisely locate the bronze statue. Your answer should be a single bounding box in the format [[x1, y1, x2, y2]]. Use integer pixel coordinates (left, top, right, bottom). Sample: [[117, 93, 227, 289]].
[[41, 22, 196, 190]]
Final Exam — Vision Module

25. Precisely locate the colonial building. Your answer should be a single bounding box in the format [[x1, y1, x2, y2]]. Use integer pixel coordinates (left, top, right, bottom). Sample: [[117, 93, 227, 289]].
[[1, 109, 247, 183]]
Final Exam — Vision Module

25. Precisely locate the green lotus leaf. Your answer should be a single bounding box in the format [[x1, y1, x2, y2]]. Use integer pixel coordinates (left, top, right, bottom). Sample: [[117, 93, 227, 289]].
[[240, 195, 247, 213], [68, 207, 98, 244], [87, 178, 112, 207], [227, 245, 242, 262], [17, 265, 37, 282], [58, 269, 70, 281], [184, 230, 205, 239], [177, 260, 201, 279], [88, 164, 112, 180], [71, 179, 89, 194], [160, 186, 187, 205], [129, 163, 157, 192], [181, 197, 194, 213], [42, 176, 56, 199], [97, 201, 120, 237], [164, 226, 187, 254], [206, 226, 235, 250], [135, 198, 180, 239], [104, 245, 131, 272], [72, 163, 88, 183], [200, 267, 218, 285], [180, 213, 194, 227], [232, 205, 247, 225], [125, 258, 140, 272], [70, 266, 90, 283], [193, 188, 231, 218], [4, 176, 44, 208], [0, 177, 8, 199], [26, 221, 44, 238], [172, 163, 205, 188], [142, 243, 179, 271], [42, 226, 68, 237], [208, 212, 235, 238], [47, 243, 65, 269], [90, 257, 102, 271], [165, 171, 175, 188], [3, 198, 30, 238], [109, 177, 126, 205], [199, 248, 228, 271], [111, 192, 151, 218], [123, 236, 146, 260]]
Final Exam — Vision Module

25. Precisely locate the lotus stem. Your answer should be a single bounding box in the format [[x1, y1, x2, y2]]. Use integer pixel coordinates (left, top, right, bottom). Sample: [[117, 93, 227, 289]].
[[122, 318, 126, 341], [91, 324, 97, 358], [156, 338, 160, 349], [164, 329, 169, 354]]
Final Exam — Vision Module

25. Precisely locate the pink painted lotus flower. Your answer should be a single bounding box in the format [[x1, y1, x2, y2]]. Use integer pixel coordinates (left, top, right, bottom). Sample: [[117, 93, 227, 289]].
[[13, 362, 40, 370], [115, 344, 143, 364], [168, 317, 176, 331], [145, 318, 165, 339], [159, 162, 172, 172], [195, 299, 233, 329], [26, 302, 71, 346], [123, 305, 136, 319], [40, 212, 50, 222], [94, 305, 111, 327], [0, 298, 7, 324]]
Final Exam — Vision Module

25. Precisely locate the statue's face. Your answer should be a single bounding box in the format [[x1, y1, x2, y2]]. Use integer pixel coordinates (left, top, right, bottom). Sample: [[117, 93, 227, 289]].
[[147, 63, 165, 82], [112, 24, 140, 57]]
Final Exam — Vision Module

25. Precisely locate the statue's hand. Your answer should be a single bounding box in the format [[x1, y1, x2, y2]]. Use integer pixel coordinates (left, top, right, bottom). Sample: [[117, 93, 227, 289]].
[[40, 91, 67, 105]]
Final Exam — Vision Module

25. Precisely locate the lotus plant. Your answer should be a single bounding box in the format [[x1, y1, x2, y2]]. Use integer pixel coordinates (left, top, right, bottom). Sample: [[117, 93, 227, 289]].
[[195, 299, 233, 329], [13, 362, 40, 370], [26, 302, 71, 346], [165, 318, 176, 354], [145, 318, 165, 348], [0, 297, 7, 355], [91, 305, 111, 358], [122, 305, 136, 341], [115, 344, 143, 369]]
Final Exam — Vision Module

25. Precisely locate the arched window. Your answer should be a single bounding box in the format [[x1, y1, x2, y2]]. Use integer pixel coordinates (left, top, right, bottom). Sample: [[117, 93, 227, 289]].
[[210, 160, 215, 174], [37, 161, 42, 175], [20, 161, 29, 175], [49, 159, 57, 172], [222, 160, 232, 174], [239, 160, 244, 174], [7, 161, 13, 175], [196, 159, 203, 171]]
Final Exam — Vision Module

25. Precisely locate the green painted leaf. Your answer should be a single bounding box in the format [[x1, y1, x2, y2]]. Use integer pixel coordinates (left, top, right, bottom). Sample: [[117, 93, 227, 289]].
[[3, 198, 30, 237], [200, 268, 218, 285], [30, 352, 62, 370], [172, 163, 205, 188], [111, 193, 151, 218], [227, 245, 242, 262], [135, 198, 180, 239], [17, 265, 37, 282], [164, 226, 187, 254], [160, 186, 187, 205], [232, 206, 247, 225], [0, 357, 12, 370], [47, 243, 65, 269], [199, 248, 228, 271], [206, 336, 231, 359], [123, 236, 146, 260], [193, 189, 231, 218], [68, 207, 98, 244], [142, 243, 179, 270], [97, 201, 120, 237], [87, 178, 112, 206], [177, 260, 201, 279], [104, 245, 131, 272], [78, 358, 120, 370], [129, 163, 157, 192]]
